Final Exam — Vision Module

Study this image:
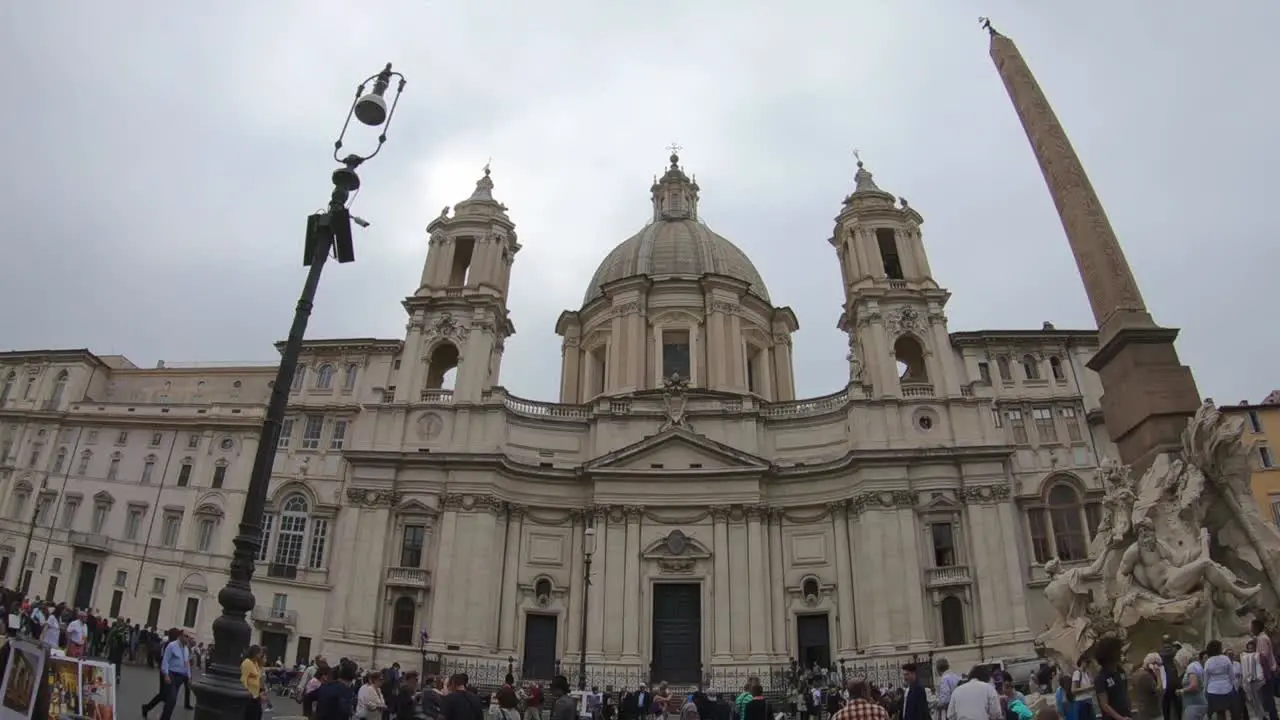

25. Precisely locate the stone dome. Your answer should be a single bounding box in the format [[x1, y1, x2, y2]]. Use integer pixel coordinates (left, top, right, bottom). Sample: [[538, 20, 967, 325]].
[[582, 152, 770, 305], [582, 219, 771, 304]]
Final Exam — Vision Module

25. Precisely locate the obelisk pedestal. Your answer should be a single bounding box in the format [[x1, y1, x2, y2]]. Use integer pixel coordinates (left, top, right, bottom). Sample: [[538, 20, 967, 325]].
[[988, 27, 1200, 471]]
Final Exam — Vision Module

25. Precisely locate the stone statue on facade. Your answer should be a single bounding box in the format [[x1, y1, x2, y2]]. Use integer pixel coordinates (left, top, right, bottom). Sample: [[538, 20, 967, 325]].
[[1038, 399, 1280, 668], [846, 334, 865, 384]]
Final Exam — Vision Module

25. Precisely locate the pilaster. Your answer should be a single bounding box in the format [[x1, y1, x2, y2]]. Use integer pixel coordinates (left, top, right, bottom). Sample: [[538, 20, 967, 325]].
[[497, 504, 524, 652], [767, 508, 787, 657], [345, 505, 391, 641], [327, 506, 360, 636], [428, 501, 460, 642], [711, 506, 732, 659], [622, 505, 642, 659], [586, 505, 609, 659], [745, 504, 768, 659], [896, 508, 929, 649], [464, 499, 501, 647], [830, 501, 857, 651]]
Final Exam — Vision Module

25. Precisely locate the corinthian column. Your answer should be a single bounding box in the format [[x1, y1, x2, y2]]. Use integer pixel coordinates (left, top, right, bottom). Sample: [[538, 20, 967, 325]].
[[745, 505, 768, 659], [987, 23, 1200, 468]]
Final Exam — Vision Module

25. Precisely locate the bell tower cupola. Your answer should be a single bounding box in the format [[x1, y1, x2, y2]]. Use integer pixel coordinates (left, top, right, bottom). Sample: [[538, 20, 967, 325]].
[[398, 166, 519, 404], [831, 157, 962, 400]]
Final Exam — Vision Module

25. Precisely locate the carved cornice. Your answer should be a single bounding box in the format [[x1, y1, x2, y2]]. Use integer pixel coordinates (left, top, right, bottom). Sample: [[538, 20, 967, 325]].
[[743, 504, 767, 521], [958, 484, 1012, 505], [623, 505, 645, 521], [709, 505, 731, 522], [609, 301, 643, 319], [440, 492, 466, 511], [848, 489, 918, 516], [345, 488, 402, 508], [437, 493, 504, 514], [709, 301, 741, 316], [772, 333, 792, 348]]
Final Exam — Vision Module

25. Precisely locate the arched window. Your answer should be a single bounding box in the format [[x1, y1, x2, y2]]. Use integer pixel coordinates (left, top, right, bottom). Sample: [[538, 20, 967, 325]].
[[314, 364, 335, 390], [107, 452, 122, 481], [48, 371, 68, 409], [939, 595, 966, 646], [893, 336, 928, 382], [273, 494, 310, 568], [77, 450, 92, 475], [0, 371, 14, 405], [390, 596, 416, 645], [142, 455, 157, 485], [1022, 354, 1040, 380], [996, 356, 1012, 382], [1049, 356, 1066, 382], [52, 447, 67, 475], [425, 344, 459, 391], [1025, 481, 1101, 564]]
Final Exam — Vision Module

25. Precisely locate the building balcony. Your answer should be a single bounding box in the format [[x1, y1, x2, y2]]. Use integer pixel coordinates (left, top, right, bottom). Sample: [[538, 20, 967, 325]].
[[900, 383, 935, 398], [385, 566, 431, 588], [420, 389, 454, 404], [68, 532, 111, 553], [251, 606, 298, 627], [925, 565, 971, 587]]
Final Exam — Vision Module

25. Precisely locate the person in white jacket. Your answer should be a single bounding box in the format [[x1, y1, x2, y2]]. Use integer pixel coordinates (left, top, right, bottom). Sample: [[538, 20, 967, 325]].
[[356, 672, 387, 720]]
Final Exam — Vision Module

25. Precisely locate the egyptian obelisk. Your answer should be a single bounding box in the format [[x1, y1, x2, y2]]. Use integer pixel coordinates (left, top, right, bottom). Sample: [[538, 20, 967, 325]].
[[985, 20, 1200, 470]]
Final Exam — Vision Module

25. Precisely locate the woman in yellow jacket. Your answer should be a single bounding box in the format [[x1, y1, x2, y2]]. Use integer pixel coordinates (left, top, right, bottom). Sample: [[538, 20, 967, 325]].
[[241, 644, 265, 720]]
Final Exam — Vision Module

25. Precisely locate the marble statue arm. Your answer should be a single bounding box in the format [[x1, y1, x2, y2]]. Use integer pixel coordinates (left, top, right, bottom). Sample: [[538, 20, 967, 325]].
[[1115, 543, 1140, 594]]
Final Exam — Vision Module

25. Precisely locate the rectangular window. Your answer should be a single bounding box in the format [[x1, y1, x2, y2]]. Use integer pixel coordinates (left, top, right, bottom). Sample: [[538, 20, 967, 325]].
[[36, 498, 53, 526], [61, 500, 79, 530], [109, 590, 123, 618], [977, 362, 991, 384], [176, 463, 192, 487], [115, 431, 128, 446], [277, 418, 294, 450], [991, 408, 1002, 428], [291, 365, 306, 391], [146, 598, 161, 627], [125, 508, 144, 541], [329, 420, 348, 451], [661, 330, 691, 380], [197, 518, 215, 552], [150, 432, 163, 447], [1033, 407, 1057, 442], [271, 593, 288, 611], [92, 505, 109, 533], [257, 514, 274, 562], [161, 514, 182, 548], [86, 430, 98, 445], [343, 364, 359, 391], [114, 570, 128, 587], [1060, 406, 1083, 442], [188, 434, 201, 449], [1007, 409, 1027, 444], [929, 522, 956, 567], [301, 416, 324, 450], [400, 525, 426, 567], [1272, 499, 1280, 528], [45, 576, 57, 602], [152, 577, 166, 595], [183, 597, 199, 628], [1261, 446, 1275, 469], [1250, 410, 1263, 434], [27, 446, 41, 468], [211, 464, 226, 489], [308, 518, 329, 569], [1027, 508, 1051, 564]]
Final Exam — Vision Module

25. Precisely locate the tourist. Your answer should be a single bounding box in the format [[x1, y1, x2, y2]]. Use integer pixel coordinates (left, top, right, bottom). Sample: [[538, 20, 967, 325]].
[[241, 644, 266, 720], [1055, 675, 1077, 720], [304, 665, 329, 719], [936, 659, 963, 720], [902, 663, 930, 720], [356, 671, 387, 719], [548, 675, 578, 720], [1072, 657, 1098, 720], [39, 603, 60, 647], [1094, 637, 1132, 720], [948, 666, 1002, 720], [1179, 651, 1208, 720], [1252, 620, 1279, 720], [493, 684, 521, 720], [1002, 680, 1033, 720], [735, 679, 758, 720], [65, 611, 88, 657], [833, 678, 889, 720], [1242, 641, 1265, 720], [1132, 654, 1164, 720], [312, 663, 358, 720], [1203, 642, 1234, 720]]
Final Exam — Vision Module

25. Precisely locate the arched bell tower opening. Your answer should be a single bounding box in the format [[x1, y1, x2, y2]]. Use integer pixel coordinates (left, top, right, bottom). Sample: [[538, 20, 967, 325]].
[[893, 336, 928, 382], [425, 343, 459, 391]]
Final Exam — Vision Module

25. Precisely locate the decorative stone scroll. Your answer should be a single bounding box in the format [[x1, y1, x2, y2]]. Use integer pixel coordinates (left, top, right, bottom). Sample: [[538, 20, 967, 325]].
[[345, 488, 403, 508], [848, 489, 919, 516]]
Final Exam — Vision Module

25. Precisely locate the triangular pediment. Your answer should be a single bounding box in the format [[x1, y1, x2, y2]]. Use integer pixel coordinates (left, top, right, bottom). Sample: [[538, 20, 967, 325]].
[[584, 427, 770, 473]]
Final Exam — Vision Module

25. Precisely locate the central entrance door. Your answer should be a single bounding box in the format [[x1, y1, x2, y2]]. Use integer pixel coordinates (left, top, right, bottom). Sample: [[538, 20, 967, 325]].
[[73, 561, 98, 611], [651, 583, 701, 684], [796, 614, 831, 670], [521, 614, 558, 681]]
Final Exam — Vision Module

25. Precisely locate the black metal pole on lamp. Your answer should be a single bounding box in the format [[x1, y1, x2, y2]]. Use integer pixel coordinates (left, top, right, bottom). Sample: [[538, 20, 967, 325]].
[[191, 63, 406, 720], [577, 523, 597, 690]]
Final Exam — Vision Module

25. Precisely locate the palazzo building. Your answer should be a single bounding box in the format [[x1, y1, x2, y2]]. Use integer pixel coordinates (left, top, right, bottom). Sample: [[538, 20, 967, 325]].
[[0, 153, 1122, 681]]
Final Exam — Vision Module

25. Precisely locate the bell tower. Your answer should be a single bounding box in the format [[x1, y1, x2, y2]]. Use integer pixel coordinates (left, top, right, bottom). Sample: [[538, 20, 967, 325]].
[[400, 167, 519, 403], [832, 159, 962, 399]]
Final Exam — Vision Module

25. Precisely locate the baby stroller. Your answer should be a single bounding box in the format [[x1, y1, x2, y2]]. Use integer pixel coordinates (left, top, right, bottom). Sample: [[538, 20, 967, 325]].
[[265, 667, 302, 697]]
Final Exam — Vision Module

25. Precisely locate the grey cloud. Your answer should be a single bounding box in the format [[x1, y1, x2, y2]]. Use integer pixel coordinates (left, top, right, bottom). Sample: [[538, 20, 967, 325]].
[[1, 0, 1277, 403]]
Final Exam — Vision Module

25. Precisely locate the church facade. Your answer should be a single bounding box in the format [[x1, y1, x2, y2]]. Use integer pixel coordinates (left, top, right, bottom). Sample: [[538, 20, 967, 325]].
[[0, 153, 1119, 682]]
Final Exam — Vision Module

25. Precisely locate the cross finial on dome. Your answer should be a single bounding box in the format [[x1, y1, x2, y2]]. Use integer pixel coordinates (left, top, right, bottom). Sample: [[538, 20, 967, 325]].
[[666, 142, 682, 167]]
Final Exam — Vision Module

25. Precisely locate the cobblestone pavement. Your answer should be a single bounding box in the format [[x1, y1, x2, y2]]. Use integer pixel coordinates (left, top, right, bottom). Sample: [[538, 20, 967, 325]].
[[121, 663, 304, 719]]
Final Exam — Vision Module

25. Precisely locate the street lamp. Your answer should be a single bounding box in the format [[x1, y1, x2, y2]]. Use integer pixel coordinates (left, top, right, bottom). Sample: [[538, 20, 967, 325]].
[[191, 63, 406, 720], [577, 523, 597, 690]]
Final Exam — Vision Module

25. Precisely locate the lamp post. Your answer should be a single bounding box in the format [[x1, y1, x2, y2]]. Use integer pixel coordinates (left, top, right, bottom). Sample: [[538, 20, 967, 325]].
[[577, 523, 597, 690], [191, 63, 406, 720]]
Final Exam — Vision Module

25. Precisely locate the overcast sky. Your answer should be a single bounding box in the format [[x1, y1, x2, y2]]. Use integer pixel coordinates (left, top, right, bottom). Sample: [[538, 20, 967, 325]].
[[1, 1, 1276, 405]]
